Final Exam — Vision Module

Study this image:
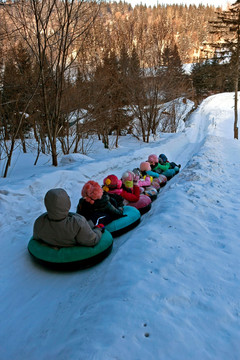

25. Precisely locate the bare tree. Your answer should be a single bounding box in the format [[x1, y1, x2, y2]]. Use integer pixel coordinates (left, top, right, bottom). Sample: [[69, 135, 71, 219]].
[[129, 39, 192, 140], [0, 42, 38, 177], [4, 0, 101, 166], [130, 73, 163, 143]]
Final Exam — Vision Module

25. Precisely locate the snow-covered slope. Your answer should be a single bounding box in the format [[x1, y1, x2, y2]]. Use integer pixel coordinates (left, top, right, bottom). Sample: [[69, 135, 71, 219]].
[[0, 92, 240, 360]]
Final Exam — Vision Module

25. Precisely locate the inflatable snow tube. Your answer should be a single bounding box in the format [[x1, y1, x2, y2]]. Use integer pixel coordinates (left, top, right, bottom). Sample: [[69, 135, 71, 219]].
[[158, 174, 167, 187], [151, 178, 161, 192], [126, 194, 152, 215], [172, 166, 180, 174], [28, 230, 113, 270], [105, 206, 141, 237], [162, 168, 176, 180], [143, 186, 158, 201], [169, 162, 180, 174]]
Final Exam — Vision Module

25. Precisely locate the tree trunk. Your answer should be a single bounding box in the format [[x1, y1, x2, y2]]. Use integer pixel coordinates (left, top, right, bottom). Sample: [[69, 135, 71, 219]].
[[51, 138, 58, 166], [234, 17, 240, 140], [115, 128, 120, 148], [3, 140, 15, 178], [34, 145, 41, 166], [73, 134, 80, 153], [21, 136, 27, 153], [103, 136, 109, 149], [234, 78, 239, 139]]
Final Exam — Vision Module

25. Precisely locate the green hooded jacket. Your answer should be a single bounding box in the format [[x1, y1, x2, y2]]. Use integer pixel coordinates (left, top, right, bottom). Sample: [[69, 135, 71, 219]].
[[152, 162, 170, 172]]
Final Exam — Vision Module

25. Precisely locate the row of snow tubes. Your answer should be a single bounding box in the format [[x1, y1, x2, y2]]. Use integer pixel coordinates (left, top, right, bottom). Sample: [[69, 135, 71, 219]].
[[28, 167, 180, 271], [162, 168, 178, 180]]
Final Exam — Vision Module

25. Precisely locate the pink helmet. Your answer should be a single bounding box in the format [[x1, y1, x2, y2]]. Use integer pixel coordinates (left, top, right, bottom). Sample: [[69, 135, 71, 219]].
[[81, 181, 103, 204], [140, 162, 151, 172], [121, 171, 134, 182], [121, 171, 135, 188], [148, 154, 158, 164]]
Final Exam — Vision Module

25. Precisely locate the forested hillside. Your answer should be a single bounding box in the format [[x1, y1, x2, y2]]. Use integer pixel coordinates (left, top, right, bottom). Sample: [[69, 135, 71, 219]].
[[0, 1, 219, 72], [0, 1, 230, 175], [90, 1, 218, 65]]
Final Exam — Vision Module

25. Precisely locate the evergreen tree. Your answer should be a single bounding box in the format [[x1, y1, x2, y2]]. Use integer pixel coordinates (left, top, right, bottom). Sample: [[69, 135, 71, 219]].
[[119, 44, 130, 77], [159, 42, 188, 102], [89, 50, 132, 148], [171, 44, 185, 77], [207, 1, 240, 138], [0, 43, 36, 176], [128, 46, 143, 102], [1, 42, 33, 139], [162, 45, 171, 67]]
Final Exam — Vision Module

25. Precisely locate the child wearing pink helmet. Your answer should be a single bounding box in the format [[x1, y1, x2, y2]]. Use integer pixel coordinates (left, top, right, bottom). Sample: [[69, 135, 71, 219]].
[[132, 167, 158, 200], [148, 154, 170, 173], [140, 161, 167, 188], [121, 170, 152, 214], [103, 172, 151, 215]]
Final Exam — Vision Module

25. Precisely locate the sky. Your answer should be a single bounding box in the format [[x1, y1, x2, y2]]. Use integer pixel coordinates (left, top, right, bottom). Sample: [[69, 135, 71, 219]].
[[122, 0, 231, 8], [0, 91, 240, 360]]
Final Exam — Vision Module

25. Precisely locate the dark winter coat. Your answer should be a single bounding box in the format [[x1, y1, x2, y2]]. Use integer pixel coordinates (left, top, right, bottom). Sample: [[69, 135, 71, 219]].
[[33, 188, 102, 247], [77, 191, 124, 225]]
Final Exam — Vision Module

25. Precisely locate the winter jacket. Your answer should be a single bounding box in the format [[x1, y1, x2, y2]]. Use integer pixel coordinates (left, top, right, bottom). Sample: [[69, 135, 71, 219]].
[[33, 188, 102, 247], [151, 162, 170, 173], [121, 185, 141, 202], [137, 176, 151, 188], [107, 192, 124, 208], [77, 191, 124, 225], [141, 169, 160, 178], [108, 185, 141, 203]]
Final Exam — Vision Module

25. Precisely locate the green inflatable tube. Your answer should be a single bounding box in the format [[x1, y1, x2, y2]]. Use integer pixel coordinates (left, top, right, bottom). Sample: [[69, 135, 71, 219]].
[[28, 229, 113, 270]]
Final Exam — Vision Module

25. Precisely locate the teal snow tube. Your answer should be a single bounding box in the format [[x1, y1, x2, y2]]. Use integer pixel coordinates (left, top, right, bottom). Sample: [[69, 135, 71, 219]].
[[173, 166, 180, 174], [105, 206, 141, 237], [28, 229, 113, 270], [162, 168, 176, 180]]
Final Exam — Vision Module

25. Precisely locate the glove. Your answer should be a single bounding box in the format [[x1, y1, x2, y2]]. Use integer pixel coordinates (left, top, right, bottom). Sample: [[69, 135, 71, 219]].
[[94, 223, 105, 233]]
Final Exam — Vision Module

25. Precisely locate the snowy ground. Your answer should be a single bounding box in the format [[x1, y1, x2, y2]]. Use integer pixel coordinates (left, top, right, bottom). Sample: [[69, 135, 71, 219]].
[[0, 92, 240, 360]]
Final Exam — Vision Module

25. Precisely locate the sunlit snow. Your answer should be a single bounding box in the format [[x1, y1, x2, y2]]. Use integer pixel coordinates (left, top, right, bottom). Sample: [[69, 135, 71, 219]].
[[0, 92, 240, 360]]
